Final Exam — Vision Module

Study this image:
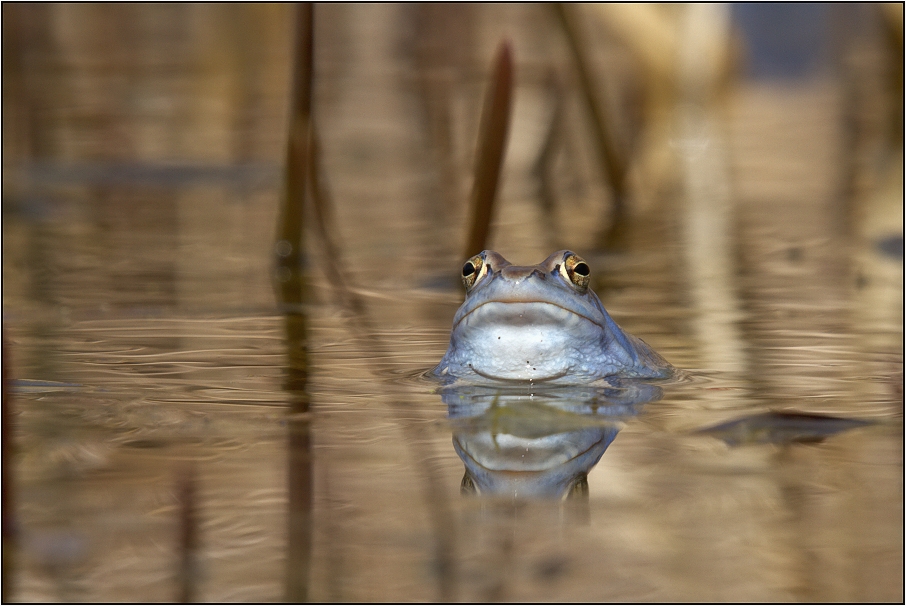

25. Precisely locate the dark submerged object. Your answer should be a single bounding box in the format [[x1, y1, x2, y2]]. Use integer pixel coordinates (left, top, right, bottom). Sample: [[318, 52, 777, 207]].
[[696, 411, 876, 446]]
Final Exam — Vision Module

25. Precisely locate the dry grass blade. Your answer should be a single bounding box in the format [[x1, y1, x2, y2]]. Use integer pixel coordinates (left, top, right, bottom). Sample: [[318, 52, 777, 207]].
[[464, 40, 514, 259], [555, 4, 629, 249]]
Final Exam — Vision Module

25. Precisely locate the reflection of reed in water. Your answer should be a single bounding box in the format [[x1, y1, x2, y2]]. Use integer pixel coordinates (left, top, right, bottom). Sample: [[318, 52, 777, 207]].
[[274, 5, 314, 602], [2, 339, 17, 603], [1, 3, 898, 601], [273, 5, 529, 600], [174, 464, 199, 603]]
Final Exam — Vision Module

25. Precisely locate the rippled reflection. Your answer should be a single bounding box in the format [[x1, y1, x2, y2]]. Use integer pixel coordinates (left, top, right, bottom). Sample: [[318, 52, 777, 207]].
[[441, 381, 662, 499]]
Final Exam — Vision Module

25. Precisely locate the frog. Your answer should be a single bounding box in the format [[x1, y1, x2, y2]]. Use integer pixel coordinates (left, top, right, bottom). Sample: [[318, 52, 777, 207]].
[[432, 250, 672, 384]]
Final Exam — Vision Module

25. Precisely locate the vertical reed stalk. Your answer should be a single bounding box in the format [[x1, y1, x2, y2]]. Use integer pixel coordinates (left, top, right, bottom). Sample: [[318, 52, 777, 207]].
[[277, 7, 459, 599], [533, 69, 565, 250], [880, 4, 903, 149], [413, 4, 466, 227], [276, 5, 315, 602], [275, 3, 314, 314], [463, 41, 514, 259], [555, 4, 629, 249]]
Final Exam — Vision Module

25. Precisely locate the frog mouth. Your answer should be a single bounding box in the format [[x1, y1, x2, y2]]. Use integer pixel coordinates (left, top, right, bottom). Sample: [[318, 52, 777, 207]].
[[454, 300, 604, 331]]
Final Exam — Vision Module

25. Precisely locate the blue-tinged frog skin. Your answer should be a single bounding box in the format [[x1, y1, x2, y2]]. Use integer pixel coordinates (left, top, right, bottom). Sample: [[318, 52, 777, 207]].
[[433, 250, 672, 384]]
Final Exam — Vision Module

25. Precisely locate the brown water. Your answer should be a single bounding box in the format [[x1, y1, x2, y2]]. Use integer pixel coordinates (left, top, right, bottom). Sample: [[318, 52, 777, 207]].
[[3, 4, 903, 602]]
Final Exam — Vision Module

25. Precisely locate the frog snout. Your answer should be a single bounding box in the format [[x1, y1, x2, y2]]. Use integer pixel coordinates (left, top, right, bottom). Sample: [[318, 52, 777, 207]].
[[500, 266, 545, 282]]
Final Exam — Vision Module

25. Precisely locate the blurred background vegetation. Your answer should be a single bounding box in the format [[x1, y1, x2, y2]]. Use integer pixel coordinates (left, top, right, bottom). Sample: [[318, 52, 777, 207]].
[[1, 4, 902, 603]]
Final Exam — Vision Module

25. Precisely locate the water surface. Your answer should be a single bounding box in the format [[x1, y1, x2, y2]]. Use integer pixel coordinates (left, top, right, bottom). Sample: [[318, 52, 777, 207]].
[[3, 4, 902, 602]]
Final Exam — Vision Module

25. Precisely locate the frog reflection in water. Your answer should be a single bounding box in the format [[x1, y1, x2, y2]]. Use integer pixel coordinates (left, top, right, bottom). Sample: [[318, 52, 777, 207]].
[[444, 383, 662, 499], [433, 250, 672, 384]]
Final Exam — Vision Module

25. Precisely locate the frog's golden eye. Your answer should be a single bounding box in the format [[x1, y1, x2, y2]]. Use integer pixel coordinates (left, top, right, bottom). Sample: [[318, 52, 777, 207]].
[[461, 255, 487, 291], [559, 253, 590, 292]]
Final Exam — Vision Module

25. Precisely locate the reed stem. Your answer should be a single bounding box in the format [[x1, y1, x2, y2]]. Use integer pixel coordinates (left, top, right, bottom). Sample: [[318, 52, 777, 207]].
[[555, 4, 628, 249], [275, 3, 314, 311], [276, 5, 315, 602], [463, 41, 514, 258]]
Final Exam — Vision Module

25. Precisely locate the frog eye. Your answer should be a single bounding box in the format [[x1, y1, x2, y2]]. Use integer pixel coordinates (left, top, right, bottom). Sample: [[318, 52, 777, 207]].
[[559, 253, 590, 292], [461, 255, 488, 291]]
